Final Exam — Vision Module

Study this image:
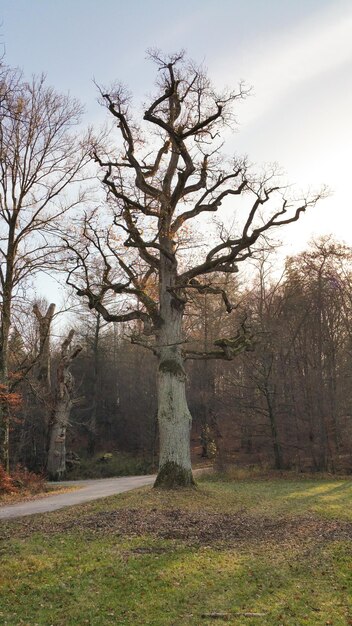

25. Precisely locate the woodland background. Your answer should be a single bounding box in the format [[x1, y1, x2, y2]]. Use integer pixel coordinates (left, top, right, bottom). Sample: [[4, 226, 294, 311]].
[[9, 236, 352, 476]]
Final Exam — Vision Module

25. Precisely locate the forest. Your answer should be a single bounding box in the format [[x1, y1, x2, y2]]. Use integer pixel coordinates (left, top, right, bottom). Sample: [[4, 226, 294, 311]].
[[8, 237, 352, 478]]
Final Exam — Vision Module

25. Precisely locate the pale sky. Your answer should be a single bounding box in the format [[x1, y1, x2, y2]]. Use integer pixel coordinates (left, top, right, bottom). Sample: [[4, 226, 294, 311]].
[[1, 0, 351, 296]]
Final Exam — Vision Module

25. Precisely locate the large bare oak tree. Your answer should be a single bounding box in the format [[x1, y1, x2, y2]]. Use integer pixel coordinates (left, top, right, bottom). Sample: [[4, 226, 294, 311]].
[[67, 52, 324, 487]]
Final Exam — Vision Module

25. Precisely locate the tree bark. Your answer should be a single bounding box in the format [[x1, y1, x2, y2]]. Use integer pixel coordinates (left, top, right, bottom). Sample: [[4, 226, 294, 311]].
[[33, 303, 56, 390], [87, 313, 101, 456], [33, 303, 56, 461], [47, 330, 81, 481], [0, 316, 10, 471], [0, 244, 15, 471], [154, 257, 195, 488]]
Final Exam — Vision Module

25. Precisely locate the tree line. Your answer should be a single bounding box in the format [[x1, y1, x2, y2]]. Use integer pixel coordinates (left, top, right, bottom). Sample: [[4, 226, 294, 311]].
[[8, 236, 352, 478], [1, 52, 334, 486]]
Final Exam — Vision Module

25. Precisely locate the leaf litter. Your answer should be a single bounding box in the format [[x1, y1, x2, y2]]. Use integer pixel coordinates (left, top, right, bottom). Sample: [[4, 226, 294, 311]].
[[3, 507, 352, 548]]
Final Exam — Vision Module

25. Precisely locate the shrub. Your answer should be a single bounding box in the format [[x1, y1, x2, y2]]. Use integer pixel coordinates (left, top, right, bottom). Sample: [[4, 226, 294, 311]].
[[97, 452, 113, 463], [67, 453, 155, 480], [0, 466, 18, 494], [11, 465, 46, 494]]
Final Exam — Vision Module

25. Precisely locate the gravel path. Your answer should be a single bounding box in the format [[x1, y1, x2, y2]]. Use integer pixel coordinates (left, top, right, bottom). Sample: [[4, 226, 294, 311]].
[[0, 475, 156, 519]]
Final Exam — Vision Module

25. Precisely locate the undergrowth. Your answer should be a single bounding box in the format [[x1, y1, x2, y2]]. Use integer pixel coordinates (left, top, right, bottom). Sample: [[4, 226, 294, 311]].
[[0, 465, 46, 495], [66, 452, 155, 480]]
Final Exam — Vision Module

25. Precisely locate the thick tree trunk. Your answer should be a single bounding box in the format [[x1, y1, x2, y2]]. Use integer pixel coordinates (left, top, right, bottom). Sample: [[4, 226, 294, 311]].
[[155, 353, 194, 488], [33, 303, 56, 462], [154, 257, 195, 488], [47, 399, 71, 481], [47, 330, 81, 481]]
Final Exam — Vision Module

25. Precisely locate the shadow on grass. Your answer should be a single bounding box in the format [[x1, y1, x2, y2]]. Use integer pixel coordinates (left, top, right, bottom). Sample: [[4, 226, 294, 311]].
[[1, 475, 352, 625], [198, 474, 352, 520], [1, 531, 351, 626]]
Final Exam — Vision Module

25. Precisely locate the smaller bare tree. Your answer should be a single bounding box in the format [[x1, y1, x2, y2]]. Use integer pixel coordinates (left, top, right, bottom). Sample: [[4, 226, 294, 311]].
[[0, 67, 92, 468], [47, 329, 82, 481]]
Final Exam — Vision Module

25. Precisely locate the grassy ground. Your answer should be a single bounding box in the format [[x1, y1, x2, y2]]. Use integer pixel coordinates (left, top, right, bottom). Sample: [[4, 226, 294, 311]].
[[1, 472, 352, 625]]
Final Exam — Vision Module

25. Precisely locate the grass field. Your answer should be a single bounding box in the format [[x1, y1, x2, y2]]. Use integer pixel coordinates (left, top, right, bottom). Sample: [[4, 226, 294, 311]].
[[1, 472, 352, 625]]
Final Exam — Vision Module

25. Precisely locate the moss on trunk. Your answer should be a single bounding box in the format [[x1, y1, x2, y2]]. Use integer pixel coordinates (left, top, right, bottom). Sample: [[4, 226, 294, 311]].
[[154, 461, 196, 489]]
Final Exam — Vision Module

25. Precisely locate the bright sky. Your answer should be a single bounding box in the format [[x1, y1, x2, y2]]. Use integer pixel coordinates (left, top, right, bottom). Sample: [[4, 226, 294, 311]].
[[1, 0, 351, 286]]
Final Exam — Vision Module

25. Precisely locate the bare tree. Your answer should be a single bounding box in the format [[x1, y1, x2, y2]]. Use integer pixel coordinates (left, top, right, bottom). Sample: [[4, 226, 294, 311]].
[[66, 51, 324, 487], [33, 302, 56, 390], [47, 329, 82, 480], [282, 238, 352, 470], [0, 67, 91, 468]]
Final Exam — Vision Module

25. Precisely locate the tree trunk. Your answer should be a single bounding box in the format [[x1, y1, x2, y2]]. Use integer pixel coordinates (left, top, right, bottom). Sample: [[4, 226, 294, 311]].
[[87, 313, 101, 456], [267, 397, 283, 470], [33, 303, 56, 389], [47, 396, 71, 481], [33, 303, 56, 463], [47, 330, 81, 481], [154, 257, 195, 488], [0, 277, 12, 471]]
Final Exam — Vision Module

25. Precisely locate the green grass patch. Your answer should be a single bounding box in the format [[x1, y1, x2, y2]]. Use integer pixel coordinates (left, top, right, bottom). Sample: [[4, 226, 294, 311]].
[[1, 475, 352, 625], [198, 472, 352, 520]]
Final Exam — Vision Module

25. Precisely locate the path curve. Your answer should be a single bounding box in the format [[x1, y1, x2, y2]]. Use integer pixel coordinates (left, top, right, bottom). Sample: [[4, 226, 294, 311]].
[[0, 475, 156, 520]]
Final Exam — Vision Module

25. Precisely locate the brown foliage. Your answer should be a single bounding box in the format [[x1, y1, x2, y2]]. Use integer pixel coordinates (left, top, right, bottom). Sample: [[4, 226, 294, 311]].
[[0, 465, 45, 495], [0, 385, 22, 411], [0, 466, 18, 494]]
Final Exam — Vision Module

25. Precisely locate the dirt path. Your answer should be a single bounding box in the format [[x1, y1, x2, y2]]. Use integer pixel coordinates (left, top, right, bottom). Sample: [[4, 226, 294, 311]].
[[0, 475, 156, 519]]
